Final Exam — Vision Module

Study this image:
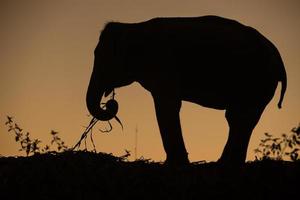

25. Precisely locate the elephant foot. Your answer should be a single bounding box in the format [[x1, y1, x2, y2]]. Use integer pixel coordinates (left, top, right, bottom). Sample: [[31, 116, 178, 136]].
[[216, 157, 246, 177], [164, 153, 190, 167], [217, 156, 245, 168]]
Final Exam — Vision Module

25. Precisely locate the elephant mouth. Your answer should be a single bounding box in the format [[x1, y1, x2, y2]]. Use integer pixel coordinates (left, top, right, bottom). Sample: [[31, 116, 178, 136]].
[[104, 87, 114, 97]]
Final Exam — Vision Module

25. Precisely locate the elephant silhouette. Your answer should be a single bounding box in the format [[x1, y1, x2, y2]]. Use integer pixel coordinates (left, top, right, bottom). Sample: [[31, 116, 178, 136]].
[[86, 15, 287, 166]]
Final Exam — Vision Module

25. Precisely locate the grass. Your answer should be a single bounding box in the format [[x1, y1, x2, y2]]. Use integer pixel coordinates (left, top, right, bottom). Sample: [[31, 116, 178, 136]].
[[0, 151, 299, 199], [2, 116, 300, 199]]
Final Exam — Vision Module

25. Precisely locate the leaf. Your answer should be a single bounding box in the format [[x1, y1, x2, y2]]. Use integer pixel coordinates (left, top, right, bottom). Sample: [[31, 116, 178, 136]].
[[261, 139, 268, 143], [15, 126, 22, 132], [51, 130, 58, 135], [5, 116, 13, 125], [292, 125, 300, 135], [290, 153, 298, 161], [271, 143, 276, 150], [254, 148, 262, 153], [277, 144, 281, 151], [292, 135, 297, 142], [291, 148, 299, 154], [44, 145, 50, 151], [264, 132, 272, 137], [25, 137, 31, 143], [26, 144, 31, 156], [272, 138, 280, 142], [288, 141, 293, 148]]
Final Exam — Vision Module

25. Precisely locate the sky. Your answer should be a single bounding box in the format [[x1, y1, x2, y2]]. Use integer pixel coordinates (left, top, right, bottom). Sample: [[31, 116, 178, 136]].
[[0, 0, 299, 162]]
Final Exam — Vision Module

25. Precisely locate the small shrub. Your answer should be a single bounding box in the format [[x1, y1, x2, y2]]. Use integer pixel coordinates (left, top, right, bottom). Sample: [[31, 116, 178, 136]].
[[5, 116, 69, 156], [254, 123, 300, 161]]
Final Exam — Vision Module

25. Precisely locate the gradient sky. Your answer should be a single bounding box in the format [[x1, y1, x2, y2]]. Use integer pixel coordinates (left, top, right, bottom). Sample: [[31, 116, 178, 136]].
[[0, 0, 299, 162]]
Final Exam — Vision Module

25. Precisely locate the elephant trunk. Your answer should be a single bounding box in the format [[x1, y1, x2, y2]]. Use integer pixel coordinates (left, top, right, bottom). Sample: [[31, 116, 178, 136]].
[[86, 72, 118, 121]]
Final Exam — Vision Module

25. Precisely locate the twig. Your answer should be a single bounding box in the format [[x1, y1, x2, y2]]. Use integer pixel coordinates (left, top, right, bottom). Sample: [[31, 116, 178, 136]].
[[73, 117, 98, 150], [90, 127, 96, 152], [99, 120, 113, 133]]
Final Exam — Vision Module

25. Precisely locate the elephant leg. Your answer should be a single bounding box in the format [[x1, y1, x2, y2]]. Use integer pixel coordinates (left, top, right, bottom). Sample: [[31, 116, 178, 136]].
[[152, 95, 189, 166], [219, 106, 265, 165]]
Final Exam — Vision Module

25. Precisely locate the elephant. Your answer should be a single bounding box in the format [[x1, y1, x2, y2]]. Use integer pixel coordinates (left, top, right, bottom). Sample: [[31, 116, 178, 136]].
[[86, 15, 287, 166]]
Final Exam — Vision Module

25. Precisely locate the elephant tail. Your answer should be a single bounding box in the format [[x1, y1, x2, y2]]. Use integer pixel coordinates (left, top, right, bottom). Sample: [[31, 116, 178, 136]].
[[277, 64, 287, 109], [276, 50, 287, 109], [265, 36, 287, 109]]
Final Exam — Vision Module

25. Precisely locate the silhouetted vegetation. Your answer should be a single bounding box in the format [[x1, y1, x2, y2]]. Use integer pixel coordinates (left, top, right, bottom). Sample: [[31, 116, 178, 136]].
[[2, 116, 299, 199], [5, 116, 69, 156], [4, 115, 124, 155], [254, 124, 300, 161], [72, 117, 98, 152], [0, 151, 299, 199]]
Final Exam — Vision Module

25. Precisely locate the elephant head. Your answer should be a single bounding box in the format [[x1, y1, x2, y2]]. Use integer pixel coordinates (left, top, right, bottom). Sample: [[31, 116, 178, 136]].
[[86, 23, 133, 121]]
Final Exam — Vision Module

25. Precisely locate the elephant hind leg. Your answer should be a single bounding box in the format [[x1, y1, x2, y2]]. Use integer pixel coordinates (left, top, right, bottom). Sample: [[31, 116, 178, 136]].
[[219, 106, 265, 165]]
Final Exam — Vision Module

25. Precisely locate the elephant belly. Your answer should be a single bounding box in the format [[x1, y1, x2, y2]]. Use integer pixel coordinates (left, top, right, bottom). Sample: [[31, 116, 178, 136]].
[[182, 92, 227, 110]]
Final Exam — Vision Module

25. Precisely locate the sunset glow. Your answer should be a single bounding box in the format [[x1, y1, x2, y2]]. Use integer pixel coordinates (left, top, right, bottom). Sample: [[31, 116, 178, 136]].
[[1, 0, 299, 162]]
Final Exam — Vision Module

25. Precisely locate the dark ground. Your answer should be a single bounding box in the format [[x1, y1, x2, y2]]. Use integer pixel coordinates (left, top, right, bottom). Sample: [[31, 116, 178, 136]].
[[0, 151, 299, 200]]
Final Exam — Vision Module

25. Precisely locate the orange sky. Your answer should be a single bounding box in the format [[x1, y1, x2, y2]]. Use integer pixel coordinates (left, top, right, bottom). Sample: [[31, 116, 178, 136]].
[[0, 0, 299, 162]]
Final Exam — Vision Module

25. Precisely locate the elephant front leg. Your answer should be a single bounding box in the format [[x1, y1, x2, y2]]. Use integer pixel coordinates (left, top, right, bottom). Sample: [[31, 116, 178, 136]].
[[152, 95, 189, 166]]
